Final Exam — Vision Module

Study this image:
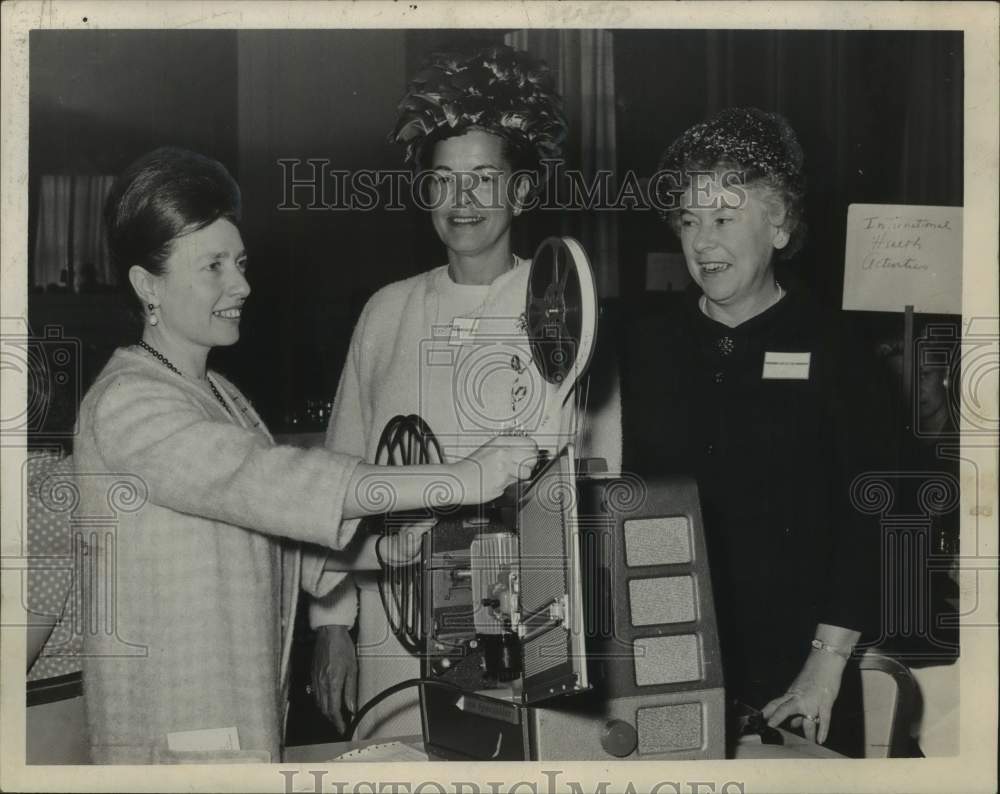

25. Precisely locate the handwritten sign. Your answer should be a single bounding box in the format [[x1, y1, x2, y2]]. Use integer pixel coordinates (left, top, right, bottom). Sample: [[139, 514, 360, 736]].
[[842, 204, 962, 314]]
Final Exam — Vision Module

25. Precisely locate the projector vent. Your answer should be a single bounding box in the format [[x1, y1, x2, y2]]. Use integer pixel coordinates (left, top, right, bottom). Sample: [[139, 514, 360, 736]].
[[633, 634, 702, 686], [636, 702, 703, 754], [628, 576, 697, 626], [623, 516, 691, 567]]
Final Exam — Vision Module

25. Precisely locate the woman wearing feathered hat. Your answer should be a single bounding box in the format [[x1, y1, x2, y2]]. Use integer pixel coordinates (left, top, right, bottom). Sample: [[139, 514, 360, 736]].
[[306, 42, 568, 739]]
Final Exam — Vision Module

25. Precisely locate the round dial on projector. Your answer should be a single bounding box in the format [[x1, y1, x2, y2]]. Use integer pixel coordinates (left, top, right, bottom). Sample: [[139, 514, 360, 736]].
[[600, 719, 638, 757]]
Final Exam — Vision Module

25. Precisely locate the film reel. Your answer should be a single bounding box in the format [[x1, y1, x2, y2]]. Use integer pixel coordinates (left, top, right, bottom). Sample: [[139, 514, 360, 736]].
[[526, 237, 598, 391], [524, 237, 599, 446]]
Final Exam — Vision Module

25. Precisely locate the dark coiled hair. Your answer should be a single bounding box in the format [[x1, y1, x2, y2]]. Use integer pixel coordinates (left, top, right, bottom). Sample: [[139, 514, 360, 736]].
[[104, 147, 241, 323]]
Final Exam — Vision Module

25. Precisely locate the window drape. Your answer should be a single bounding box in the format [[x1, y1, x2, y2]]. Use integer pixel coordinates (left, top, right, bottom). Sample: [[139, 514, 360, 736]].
[[506, 29, 620, 298], [32, 175, 114, 290]]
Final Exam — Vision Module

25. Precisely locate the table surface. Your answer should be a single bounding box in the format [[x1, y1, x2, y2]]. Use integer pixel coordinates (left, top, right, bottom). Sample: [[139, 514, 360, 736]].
[[284, 728, 843, 763]]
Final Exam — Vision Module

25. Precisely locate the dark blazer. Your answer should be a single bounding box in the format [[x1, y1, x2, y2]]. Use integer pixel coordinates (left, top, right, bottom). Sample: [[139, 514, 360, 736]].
[[620, 285, 889, 755]]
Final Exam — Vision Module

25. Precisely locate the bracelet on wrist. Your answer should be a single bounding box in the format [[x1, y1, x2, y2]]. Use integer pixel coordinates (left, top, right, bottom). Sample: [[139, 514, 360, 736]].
[[811, 638, 853, 660]]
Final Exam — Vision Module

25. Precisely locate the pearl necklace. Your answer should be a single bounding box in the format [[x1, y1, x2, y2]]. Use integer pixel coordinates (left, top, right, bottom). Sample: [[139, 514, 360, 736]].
[[700, 281, 785, 321], [137, 340, 233, 416]]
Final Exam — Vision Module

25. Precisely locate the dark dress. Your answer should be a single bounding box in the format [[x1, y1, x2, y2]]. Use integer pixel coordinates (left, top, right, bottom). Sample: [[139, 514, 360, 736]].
[[620, 285, 887, 757]]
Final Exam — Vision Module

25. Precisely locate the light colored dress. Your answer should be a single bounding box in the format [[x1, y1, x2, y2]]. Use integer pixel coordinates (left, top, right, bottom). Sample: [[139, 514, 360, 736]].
[[74, 347, 360, 763], [311, 259, 545, 738]]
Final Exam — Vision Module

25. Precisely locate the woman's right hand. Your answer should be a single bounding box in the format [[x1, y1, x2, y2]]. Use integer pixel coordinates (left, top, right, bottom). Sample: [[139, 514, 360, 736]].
[[454, 435, 539, 504], [310, 625, 357, 733], [380, 518, 437, 565]]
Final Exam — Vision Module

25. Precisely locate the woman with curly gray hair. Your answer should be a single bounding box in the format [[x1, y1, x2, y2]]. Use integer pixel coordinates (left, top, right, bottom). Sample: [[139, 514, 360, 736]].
[[623, 108, 884, 757]]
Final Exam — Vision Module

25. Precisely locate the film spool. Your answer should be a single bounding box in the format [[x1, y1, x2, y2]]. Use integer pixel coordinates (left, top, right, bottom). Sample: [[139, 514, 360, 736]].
[[526, 237, 598, 396], [524, 237, 599, 445]]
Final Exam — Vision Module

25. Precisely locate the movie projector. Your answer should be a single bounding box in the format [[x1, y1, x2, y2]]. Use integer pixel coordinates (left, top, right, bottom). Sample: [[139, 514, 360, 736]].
[[362, 238, 724, 761]]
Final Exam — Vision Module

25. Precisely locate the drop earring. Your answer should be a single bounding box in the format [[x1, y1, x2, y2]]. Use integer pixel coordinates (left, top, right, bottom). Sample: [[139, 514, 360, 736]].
[[147, 303, 159, 326]]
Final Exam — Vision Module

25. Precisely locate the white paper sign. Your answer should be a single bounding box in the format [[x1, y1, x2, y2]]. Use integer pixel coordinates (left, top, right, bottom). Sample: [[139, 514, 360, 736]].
[[842, 204, 962, 314]]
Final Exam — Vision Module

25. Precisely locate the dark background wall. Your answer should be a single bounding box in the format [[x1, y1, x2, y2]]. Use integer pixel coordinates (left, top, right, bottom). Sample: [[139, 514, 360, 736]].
[[29, 31, 239, 176], [614, 29, 963, 303], [28, 30, 241, 433], [232, 29, 411, 421], [28, 28, 962, 432]]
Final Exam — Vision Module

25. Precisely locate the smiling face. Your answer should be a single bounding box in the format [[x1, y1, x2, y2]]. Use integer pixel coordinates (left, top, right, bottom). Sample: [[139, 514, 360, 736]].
[[677, 175, 790, 323], [142, 218, 249, 360], [427, 130, 525, 263]]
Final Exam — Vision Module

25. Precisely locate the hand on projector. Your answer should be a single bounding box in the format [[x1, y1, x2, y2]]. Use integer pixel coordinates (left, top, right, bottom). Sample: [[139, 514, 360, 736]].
[[454, 435, 539, 504], [378, 518, 437, 566]]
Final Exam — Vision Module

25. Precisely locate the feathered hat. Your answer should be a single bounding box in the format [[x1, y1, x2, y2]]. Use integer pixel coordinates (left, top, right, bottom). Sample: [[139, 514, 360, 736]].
[[389, 43, 567, 168]]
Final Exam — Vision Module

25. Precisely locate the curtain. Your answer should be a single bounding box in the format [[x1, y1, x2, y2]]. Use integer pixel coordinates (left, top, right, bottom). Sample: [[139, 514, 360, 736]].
[[506, 29, 620, 298], [900, 35, 964, 207], [33, 175, 115, 290], [33, 175, 73, 289]]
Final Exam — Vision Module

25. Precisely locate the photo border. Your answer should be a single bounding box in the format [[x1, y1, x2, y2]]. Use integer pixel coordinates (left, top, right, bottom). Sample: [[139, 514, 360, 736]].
[[2, 2, 996, 792]]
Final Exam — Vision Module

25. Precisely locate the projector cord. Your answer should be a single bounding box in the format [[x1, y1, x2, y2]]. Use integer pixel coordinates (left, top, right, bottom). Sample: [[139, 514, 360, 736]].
[[345, 677, 465, 741]]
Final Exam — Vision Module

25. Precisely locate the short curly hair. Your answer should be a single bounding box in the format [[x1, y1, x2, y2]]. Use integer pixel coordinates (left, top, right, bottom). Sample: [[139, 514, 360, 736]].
[[655, 107, 807, 260], [389, 43, 567, 176]]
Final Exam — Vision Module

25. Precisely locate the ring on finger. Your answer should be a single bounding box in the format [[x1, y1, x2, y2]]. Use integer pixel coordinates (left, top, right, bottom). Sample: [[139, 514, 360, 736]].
[[802, 714, 818, 722]]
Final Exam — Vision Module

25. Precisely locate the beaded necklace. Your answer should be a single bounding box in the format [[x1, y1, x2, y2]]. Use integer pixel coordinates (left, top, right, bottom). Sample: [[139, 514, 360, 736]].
[[137, 339, 233, 416], [699, 281, 785, 323]]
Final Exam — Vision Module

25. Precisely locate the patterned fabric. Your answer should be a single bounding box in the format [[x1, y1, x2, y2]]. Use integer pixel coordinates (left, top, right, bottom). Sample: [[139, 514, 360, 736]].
[[74, 347, 361, 764], [26, 451, 83, 682]]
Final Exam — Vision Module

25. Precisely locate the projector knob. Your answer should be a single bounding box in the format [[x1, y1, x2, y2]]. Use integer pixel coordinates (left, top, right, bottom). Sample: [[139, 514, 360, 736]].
[[600, 719, 637, 757]]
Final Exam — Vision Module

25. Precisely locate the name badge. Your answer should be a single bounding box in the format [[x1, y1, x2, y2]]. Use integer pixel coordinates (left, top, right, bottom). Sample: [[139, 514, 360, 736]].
[[762, 351, 811, 380], [449, 317, 479, 346]]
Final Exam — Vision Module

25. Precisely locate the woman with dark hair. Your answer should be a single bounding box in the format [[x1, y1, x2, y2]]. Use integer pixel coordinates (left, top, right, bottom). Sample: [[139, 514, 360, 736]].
[[306, 43, 567, 739], [622, 109, 884, 756], [75, 146, 536, 763]]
